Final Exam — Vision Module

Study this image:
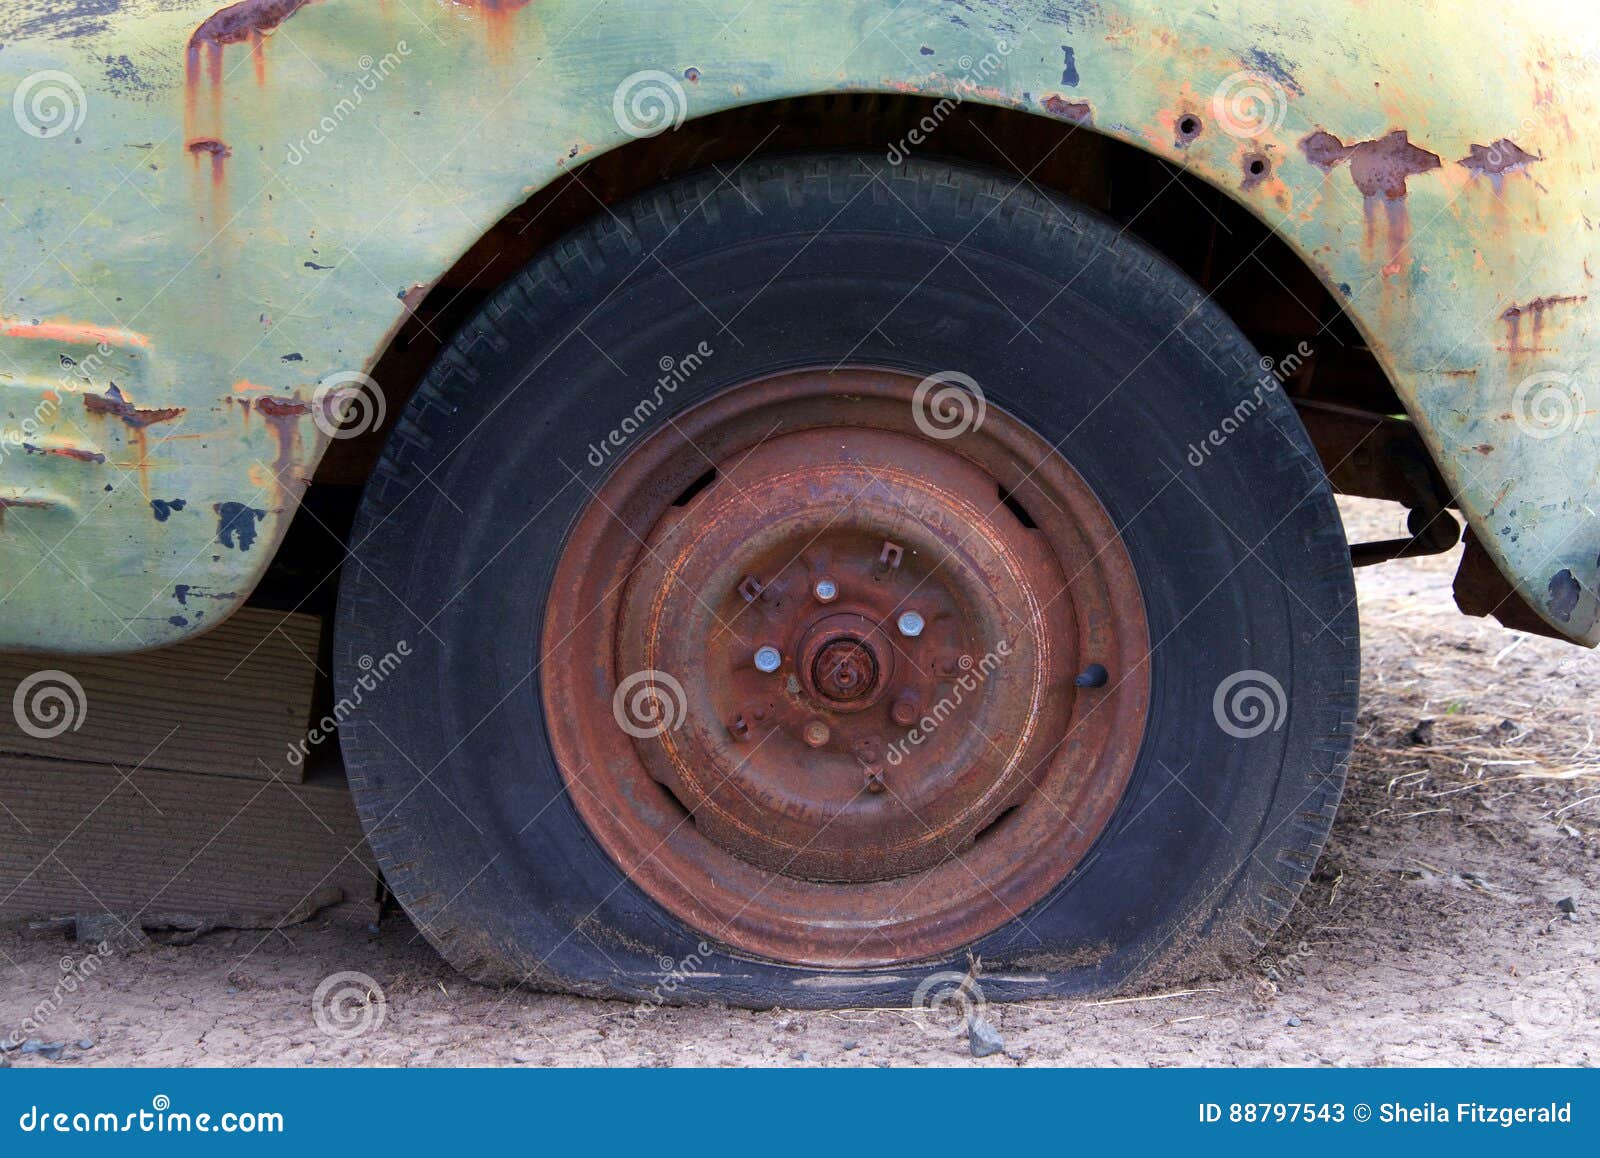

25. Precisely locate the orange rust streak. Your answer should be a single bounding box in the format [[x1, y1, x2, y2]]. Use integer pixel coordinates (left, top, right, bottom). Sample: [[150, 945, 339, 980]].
[[1, 319, 150, 348]]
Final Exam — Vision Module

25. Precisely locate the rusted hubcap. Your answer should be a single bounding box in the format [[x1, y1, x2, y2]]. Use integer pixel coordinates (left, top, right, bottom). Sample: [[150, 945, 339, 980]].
[[542, 369, 1150, 967]]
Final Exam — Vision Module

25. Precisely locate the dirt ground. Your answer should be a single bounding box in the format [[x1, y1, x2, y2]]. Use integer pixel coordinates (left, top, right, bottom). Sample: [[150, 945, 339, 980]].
[[3, 498, 1596, 1068]]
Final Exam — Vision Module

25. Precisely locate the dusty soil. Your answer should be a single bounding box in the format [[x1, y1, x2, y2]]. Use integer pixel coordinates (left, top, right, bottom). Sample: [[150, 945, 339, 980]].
[[3, 498, 1596, 1068]]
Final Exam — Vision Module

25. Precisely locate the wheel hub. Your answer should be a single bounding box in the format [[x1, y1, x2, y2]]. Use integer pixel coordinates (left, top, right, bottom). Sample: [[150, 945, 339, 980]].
[[542, 368, 1151, 966]]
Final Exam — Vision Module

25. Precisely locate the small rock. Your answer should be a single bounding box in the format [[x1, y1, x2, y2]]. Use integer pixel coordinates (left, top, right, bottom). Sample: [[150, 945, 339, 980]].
[[790, 1050, 809, 1062], [19, 1040, 67, 1061], [842, 1040, 860, 1051], [76, 1039, 94, 1051], [1286, 1016, 1302, 1027], [968, 1017, 1005, 1058], [1556, 897, 1577, 915]]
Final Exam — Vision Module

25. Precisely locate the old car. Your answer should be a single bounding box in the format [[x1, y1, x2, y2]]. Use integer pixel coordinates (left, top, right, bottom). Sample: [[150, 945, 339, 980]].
[[2, 0, 1595, 1008]]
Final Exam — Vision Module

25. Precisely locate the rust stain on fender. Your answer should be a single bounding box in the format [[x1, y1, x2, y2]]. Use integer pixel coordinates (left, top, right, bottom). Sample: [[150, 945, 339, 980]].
[[1301, 129, 1440, 276], [1501, 293, 1588, 355], [1040, 94, 1093, 124], [190, 0, 316, 59], [84, 384, 186, 429], [1300, 128, 1441, 198], [1, 317, 150, 348]]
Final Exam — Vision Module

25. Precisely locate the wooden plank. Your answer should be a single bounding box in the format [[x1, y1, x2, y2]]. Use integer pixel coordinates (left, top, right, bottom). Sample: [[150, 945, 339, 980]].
[[0, 608, 321, 782], [0, 758, 379, 931]]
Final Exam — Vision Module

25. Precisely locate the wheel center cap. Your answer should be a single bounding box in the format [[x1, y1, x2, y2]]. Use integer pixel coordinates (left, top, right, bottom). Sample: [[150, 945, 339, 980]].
[[812, 637, 879, 704]]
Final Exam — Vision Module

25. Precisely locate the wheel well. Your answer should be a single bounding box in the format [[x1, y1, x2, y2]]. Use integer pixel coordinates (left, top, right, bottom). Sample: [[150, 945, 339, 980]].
[[252, 93, 1415, 621], [314, 92, 1400, 488]]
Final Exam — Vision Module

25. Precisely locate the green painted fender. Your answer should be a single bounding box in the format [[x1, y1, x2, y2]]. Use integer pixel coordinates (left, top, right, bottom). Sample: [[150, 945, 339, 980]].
[[1, 0, 1597, 652]]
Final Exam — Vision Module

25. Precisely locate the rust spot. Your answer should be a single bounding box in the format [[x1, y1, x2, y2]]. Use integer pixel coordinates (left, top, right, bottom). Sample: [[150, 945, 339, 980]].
[[1040, 94, 1092, 124], [187, 136, 232, 185], [84, 383, 185, 429], [1299, 128, 1441, 198], [190, 0, 314, 54], [1240, 152, 1271, 191], [1460, 139, 1540, 176], [1472, 443, 1495, 455], [1501, 293, 1587, 356], [253, 395, 311, 418], [252, 392, 312, 500], [455, 0, 536, 66], [0, 497, 52, 511], [22, 443, 106, 464], [0, 317, 150, 348]]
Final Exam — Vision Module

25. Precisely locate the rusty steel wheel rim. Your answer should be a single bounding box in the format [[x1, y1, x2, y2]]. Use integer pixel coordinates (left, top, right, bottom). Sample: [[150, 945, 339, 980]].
[[541, 368, 1151, 968]]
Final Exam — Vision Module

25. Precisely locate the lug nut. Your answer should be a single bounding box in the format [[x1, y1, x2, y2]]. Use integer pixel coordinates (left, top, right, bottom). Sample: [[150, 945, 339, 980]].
[[813, 577, 839, 603], [896, 611, 925, 638], [803, 720, 831, 748], [891, 692, 920, 727], [754, 645, 782, 673]]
